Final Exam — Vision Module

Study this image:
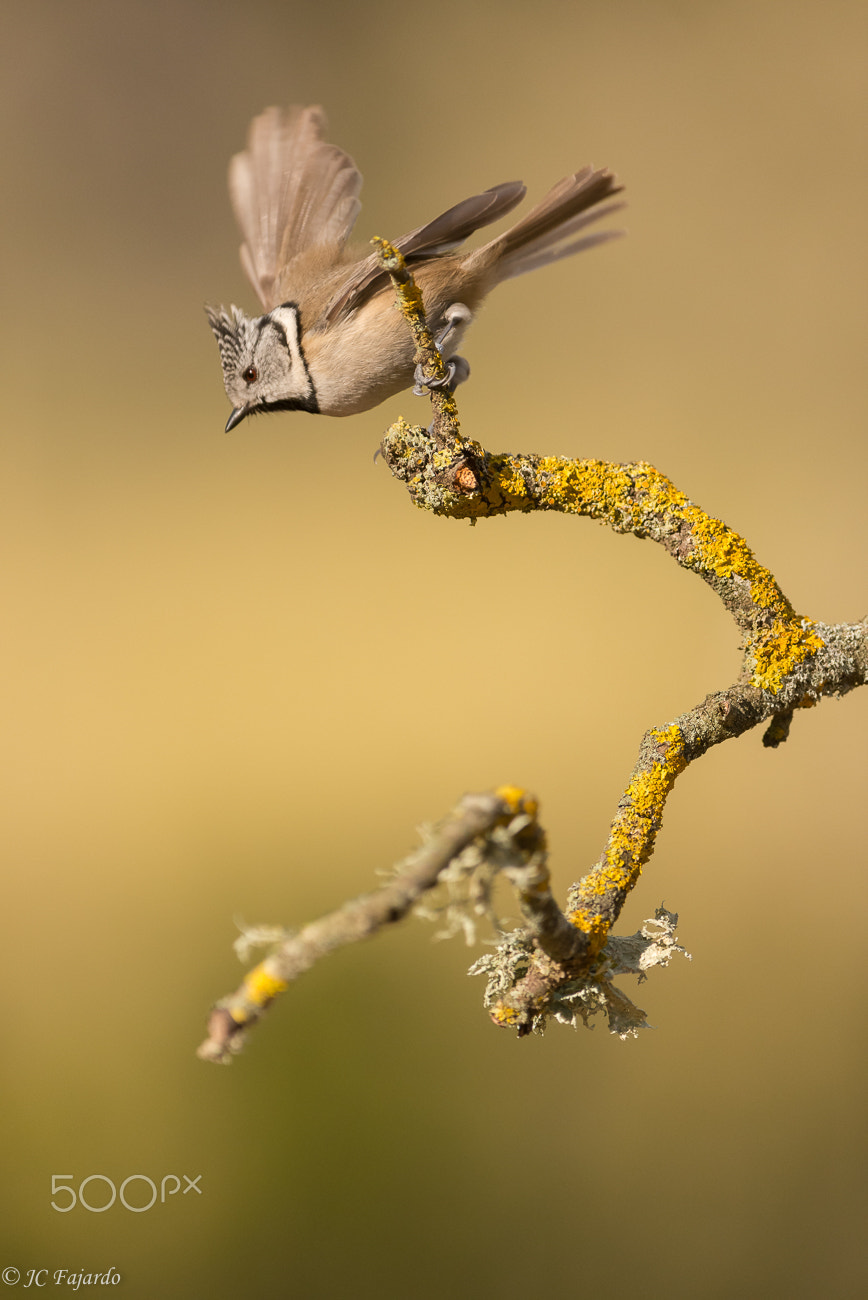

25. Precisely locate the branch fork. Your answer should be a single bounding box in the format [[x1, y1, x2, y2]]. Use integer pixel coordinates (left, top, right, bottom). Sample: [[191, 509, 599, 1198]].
[[197, 242, 866, 1063]]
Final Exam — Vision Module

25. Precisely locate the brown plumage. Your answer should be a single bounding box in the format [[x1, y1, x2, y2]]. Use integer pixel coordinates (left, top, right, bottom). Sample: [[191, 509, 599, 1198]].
[[207, 105, 624, 426]]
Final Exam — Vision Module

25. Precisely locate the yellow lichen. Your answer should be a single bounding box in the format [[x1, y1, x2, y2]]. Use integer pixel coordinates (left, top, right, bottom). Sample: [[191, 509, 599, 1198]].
[[682, 509, 795, 616], [243, 963, 288, 1008], [491, 1003, 521, 1026], [749, 618, 826, 693], [567, 910, 610, 939], [491, 457, 530, 501], [496, 785, 539, 818], [536, 458, 641, 523], [568, 726, 686, 941]]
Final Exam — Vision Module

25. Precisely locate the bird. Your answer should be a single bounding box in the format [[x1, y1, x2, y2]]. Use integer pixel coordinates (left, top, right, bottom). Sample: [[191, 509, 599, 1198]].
[[207, 106, 624, 431]]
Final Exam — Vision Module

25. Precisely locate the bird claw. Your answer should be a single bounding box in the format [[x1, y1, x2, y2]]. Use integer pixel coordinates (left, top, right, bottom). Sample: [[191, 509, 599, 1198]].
[[412, 303, 472, 396], [413, 355, 471, 396]]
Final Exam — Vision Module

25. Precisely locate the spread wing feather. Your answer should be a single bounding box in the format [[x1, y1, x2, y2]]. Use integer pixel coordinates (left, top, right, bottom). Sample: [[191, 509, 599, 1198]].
[[228, 105, 363, 310], [227, 106, 623, 328]]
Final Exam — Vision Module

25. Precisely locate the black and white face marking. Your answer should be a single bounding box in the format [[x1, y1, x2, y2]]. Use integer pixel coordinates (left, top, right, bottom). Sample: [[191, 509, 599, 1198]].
[[206, 301, 319, 430]]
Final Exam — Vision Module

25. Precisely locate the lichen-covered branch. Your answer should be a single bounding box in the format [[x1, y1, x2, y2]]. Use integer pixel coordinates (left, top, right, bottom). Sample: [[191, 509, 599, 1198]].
[[198, 243, 866, 1061], [198, 787, 539, 1062], [199, 782, 691, 1061], [371, 242, 867, 1030], [371, 236, 463, 449]]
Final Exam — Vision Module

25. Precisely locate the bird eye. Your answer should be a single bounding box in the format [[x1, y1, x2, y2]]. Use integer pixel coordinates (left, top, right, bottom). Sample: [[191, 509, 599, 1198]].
[[242, 366, 258, 384]]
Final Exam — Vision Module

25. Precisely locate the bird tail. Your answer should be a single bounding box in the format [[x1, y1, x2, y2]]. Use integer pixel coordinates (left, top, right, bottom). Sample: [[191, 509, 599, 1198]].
[[477, 166, 624, 282]]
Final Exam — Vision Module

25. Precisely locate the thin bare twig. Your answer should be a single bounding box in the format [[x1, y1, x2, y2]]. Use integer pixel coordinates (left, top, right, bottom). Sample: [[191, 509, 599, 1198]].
[[198, 788, 538, 1063]]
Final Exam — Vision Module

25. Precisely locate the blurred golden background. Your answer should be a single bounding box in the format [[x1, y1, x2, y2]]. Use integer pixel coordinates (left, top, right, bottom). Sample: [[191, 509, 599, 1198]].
[[2, 1, 866, 1295]]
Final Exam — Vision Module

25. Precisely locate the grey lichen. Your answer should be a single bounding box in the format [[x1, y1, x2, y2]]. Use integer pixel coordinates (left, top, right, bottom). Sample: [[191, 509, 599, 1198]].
[[470, 907, 690, 1038]]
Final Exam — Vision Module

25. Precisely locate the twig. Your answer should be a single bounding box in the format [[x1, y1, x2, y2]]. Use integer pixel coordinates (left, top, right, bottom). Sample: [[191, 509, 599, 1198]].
[[198, 787, 538, 1063], [372, 237, 481, 487]]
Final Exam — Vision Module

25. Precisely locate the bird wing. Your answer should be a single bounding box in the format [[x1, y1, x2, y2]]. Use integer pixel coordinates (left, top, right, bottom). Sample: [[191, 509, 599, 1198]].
[[321, 181, 527, 326], [228, 105, 363, 310]]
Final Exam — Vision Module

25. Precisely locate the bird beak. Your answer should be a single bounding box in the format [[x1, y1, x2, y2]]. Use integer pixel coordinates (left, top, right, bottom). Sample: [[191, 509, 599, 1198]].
[[225, 405, 249, 432]]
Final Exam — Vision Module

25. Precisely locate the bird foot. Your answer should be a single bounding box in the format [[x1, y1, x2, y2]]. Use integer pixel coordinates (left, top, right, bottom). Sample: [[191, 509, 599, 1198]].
[[412, 303, 473, 396], [413, 354, 471, 396]]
